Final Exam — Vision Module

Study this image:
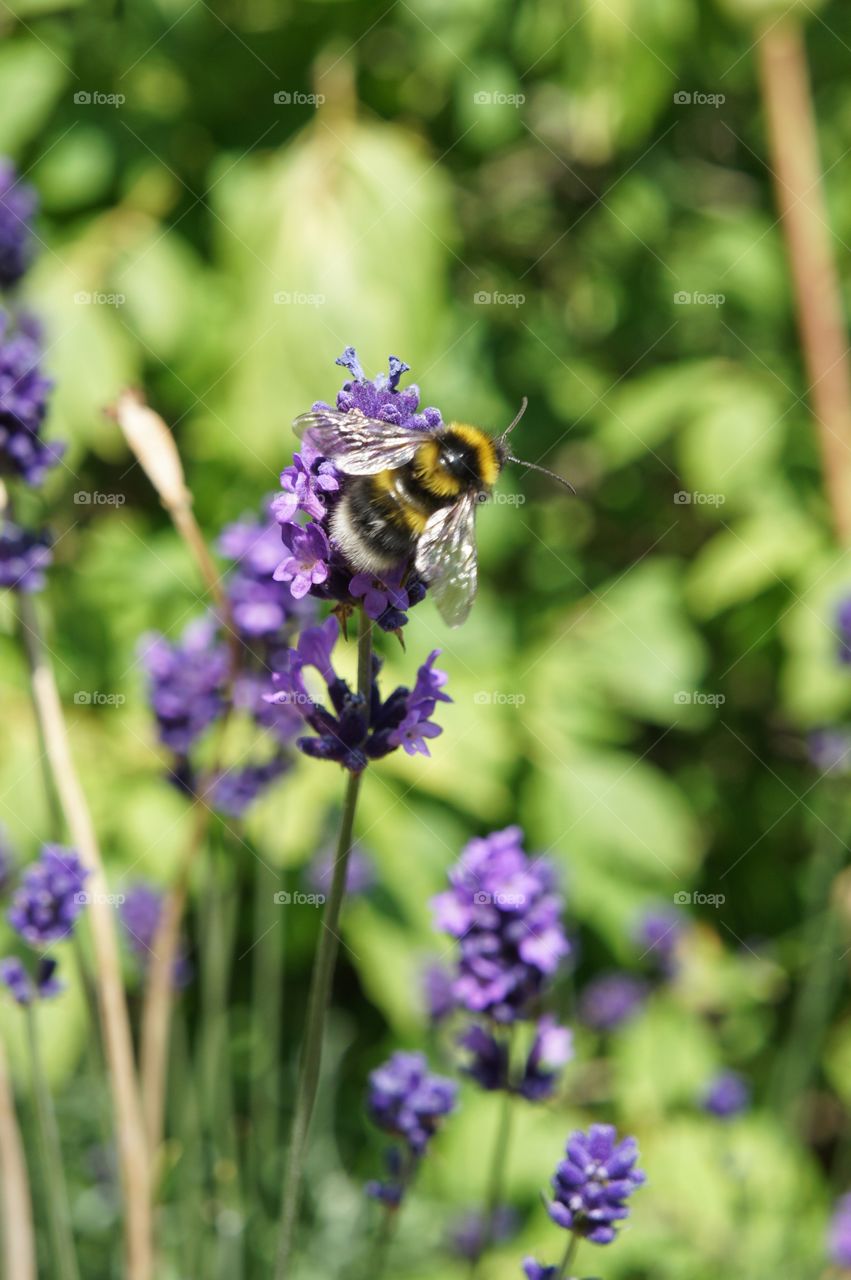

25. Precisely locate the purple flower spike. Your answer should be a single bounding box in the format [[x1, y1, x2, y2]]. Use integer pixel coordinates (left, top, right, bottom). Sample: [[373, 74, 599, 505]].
[[349, 567, 409, 621], [274, 453, 339, 524], [0, 161, 37, 287], [829, 1194, 851, 1267], [522, 1261, 559, 1280], [0, 520, 52, 592], [0, 954, 63, 1005], [431, 827, 569, 1022], [120, 884, 192, 987], [548, 1123, 646, 1245], [0, 313, 60, 487], [8, 846, 88, 946], [700, 1070, 750, 1118], [579, 972, 647, 1032], [420, 959, 455, 1023], [519, 1016, 574, 1101], [634, 904, 684, 973], [367, 1050, 457, 1156], [139, 617, 229, 755], [274, 522, 330, 599]]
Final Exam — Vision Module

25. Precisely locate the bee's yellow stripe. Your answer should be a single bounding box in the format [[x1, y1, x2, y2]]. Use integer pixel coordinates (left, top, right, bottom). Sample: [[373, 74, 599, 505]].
[[412, 438, 462, 498], [371, 469, 430, 533], [446, 423, 501, 488]]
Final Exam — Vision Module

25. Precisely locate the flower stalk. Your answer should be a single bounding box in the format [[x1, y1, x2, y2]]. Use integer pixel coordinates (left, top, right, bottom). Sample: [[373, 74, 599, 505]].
[[557, 1232, 579, 1279], [0, 1038, 36, 1280], [16, 592, 152, 1280], [275, 607, 372, 1277], [25, 1003, 80, 1280]]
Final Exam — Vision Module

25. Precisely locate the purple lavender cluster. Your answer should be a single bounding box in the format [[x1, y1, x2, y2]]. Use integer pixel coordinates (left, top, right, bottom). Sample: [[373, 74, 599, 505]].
[[0, 162, 37, 288], [271, 348, 438, 633], [523, 1123, 646, 1276], [139, 503, 310, 817], [265, 616, 450, 772], [119, 883, 191, 987], [0, 165, 60, 596], [1, 843, 88, 1008], [432, 827, 569, 1022], [366, 1050, 457, 1205]]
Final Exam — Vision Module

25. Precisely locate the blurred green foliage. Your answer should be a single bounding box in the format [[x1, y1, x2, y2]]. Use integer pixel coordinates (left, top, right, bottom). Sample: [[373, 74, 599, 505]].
[[2, 0, 851, 1275]]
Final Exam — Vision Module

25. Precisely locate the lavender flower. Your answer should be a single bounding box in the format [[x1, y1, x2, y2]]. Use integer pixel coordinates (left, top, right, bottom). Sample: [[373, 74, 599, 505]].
[[809, 728, 851, 775], [0, 162, 37, 287], [546, 1124, 646, 1245], [634, 904, 684, 973], [449, 1207, 517, 1261], [273, 521, 330, 600], [460, 1015, 572, 1099], [522, 1261, 558, 1280], [828, 1194, 851, 1267], [265, 618, 450, 771], [366, 1050, 457, 1206], [139, 617, 229, 755], [700, 1070, 750, 1118], [0, 827, 17, 895], [0, 520, 51, 592], [839, 599, 851, 665], [0, 314, 59, 486], [421, 959, 456, 1023], [8, 846, 88, 945], [219, 511, 310, 641], [210, 756, 290, 817], [431, 826, 569, 1022], [0, 954, 62, 1005], [272, 349, 440, 631], [119, 884, 191, 987], [579, 972, 647, 1032]]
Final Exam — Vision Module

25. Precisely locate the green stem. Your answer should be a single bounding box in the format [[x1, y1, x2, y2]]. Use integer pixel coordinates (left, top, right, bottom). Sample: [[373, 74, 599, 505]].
[[25, 1003, 80, 1280], [275, 609, 373, 1277], [470, 1032, 515, 1278], [557, 1231, 580, 1280]]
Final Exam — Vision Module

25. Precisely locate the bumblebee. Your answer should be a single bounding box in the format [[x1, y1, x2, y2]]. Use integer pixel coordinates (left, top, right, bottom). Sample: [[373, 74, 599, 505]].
[[294, 398, 572, 627]]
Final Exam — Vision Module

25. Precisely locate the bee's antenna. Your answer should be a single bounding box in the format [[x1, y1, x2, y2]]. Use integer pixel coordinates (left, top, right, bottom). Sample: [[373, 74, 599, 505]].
[[498, 396, 529, 443], [506, 454, 576, 494]]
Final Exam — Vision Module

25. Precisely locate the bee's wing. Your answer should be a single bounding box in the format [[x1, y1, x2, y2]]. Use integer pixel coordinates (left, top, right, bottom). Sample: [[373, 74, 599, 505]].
[[294, 409, 427, 475], [415, 490, 479, 627]]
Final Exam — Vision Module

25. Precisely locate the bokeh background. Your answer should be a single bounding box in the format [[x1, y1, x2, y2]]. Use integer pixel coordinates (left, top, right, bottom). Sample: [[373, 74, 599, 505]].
[[2, 0, 851, 1275]]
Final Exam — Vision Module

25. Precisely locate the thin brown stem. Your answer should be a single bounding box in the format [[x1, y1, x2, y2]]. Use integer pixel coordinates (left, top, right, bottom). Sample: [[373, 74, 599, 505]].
[[16, 594, 152, 1280], [757, 19, 851, 543], [0, 1037, 36, 1280]]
